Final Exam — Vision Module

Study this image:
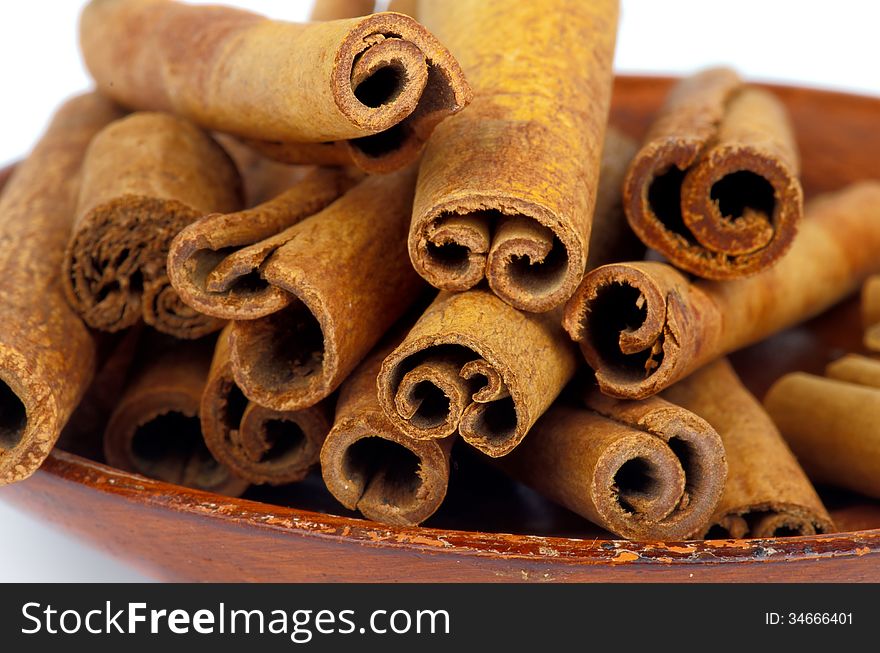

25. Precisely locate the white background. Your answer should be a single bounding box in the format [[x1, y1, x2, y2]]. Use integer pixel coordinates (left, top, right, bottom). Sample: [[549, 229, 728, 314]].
[[0, 0, 878, 581]]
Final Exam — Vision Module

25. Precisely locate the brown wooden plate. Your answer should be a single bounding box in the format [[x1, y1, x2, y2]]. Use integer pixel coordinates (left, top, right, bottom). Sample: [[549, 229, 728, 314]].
[[2, 76, 880, 582]]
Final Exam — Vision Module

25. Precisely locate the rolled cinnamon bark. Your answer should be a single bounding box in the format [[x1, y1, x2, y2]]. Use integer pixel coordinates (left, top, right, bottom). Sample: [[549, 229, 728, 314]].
[[201, 326, 331, 485], [765, 372, 880, 499], [565, 182, 880, 399], [229, 167, 425, 411], [499, 386, 726, 540], [322, 338, 454, 526], [80, 0, 472, 174], [0, 93, 123, 486], [310, 0, 376, 21], [826, 353, 880, 387], [623, 68, 803, 279], [63, 112, 241, 338], [167, 168, 360, 320], [408, 0, 619, 312], [104, 337, 249, 496], [861, 275, 880, 352], [377, 290, 577, 457], [663, 359, 833, 538]]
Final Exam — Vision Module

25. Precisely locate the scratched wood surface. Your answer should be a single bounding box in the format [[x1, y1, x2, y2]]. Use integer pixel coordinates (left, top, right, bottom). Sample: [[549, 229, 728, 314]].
[[2, 76, 880, 581]]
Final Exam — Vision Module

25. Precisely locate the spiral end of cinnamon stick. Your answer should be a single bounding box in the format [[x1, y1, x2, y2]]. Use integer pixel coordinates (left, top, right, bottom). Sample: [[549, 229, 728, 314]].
[[321, 414, 452, 526], [105, 393, 248, 497], [379, 342, 523, 457], [563, 262, 700, 399], [332, 13, 472, 173], [700, 505, 834, 539], [229, 301, 332, 412], [625, 87, 802, 280], [590, 405, 726, 540], [411, 202, 582, 313], [142, 274, 225, 339]]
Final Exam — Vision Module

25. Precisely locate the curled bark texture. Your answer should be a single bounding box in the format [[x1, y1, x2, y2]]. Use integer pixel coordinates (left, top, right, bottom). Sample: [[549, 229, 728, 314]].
[[168, 168, 360, 321], [409, 0, 619, 312], [765, 372, 880, 499], [0, 93, 122, 486], [63, 112, 241, 338], [378, 290, 577, 457], [201, 326, 331, 485], [565, 182, 880, 399], [624, 68, 803, 279], [80, 0, 472, 173], [230, 167, 425, 412], [861, 275, 880, 352], [663, 359, 832, 539], [104, 338, 249, 496], [322, 339, 454, 526], [500, 387, 725, 539]]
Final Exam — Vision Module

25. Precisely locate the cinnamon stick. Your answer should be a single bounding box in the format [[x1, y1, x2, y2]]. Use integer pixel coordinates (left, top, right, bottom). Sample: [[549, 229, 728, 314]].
[[104, 337, 249, 496], [167, 168, 360, 321], [861, 275, 880, 352], [63, 112, 241, 338], [229, 167, 425, 411], [80, 0, 472, 174], [826, 353, 880, 388], [764, 371, 880, 499], [310, 0, 376, 21], [201, 326, 331, 486], [0, 93, 123, 486], [663, 359, 833, 538], [322, 338, 454, 526], [407, 0, 619, 312], [624, 68, 803, 279], [565, 182, 880, 399], [499, 386, 726, 540]]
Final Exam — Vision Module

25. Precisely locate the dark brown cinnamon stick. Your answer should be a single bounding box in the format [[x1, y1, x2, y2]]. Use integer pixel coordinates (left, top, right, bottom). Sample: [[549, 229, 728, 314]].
[[663, 359, 833, 538], [322, 338, 455, 526], [623, 68, 803, 279], [565, 182, 880, 399], [229, 168, 425, 412], [167, 168, 360, 321], [408, 0, 619, 312], [63, 112, 241, 338], [80, 0, 472, 173], [0, 93, 123, 486], [201, 326, 331, 485], [104, 337, 248, 496], [499, 386, 726, 539]]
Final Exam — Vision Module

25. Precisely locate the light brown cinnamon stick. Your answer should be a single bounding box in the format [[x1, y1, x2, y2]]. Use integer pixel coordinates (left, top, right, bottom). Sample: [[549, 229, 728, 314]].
[[860, 275, 880, 352], [201, 326, 331, 486], [826, 353, 880, 388], [104, 337, 249, 496], [765, 371, 880, 499], [310, 0, 376, 21], [663, 359, 833, 538], [624, 68, 802, 279], [565, 182, 880, 399], [63, 112, 241, 338], [167, 168, 360, 320], [499, 386, 726, 540], [0, 93, 123, 486], [80, 0, 471, 174], [322, 337, 454, 526], [408, 0, 619, 312], [229, 167, 425, 412]]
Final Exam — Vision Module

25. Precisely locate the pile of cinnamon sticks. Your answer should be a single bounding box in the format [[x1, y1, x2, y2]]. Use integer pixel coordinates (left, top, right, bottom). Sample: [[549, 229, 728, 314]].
[[1, 0, 879, 542]]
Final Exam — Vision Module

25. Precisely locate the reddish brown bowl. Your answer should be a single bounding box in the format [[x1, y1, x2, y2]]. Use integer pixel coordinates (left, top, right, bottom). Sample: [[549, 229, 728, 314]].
[[3, 76, 880, 581]]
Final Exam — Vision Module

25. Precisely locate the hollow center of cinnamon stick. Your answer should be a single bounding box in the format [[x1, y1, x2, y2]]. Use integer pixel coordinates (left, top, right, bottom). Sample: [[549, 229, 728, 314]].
[[586, 281, 658, 376], [613, 456, 660, 513], [130, 411, 225, 489], [710, 170, 775, 223], [220, 382, 249, 432], [343, 436, 422, 507], [254, 419, 307, 464], [354, 64, 406, 108], [648, 166, 692, 240], [0, 381, 27, 451]]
